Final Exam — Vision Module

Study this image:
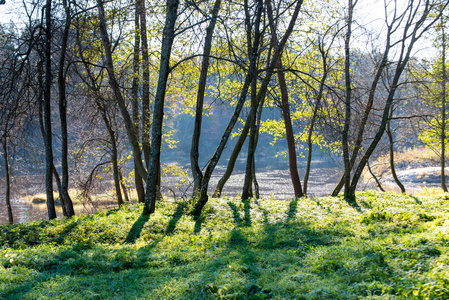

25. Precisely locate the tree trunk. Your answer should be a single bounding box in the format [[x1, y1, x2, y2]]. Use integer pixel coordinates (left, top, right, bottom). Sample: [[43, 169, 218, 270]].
[[194, 0, 303, 215], [103, 113, 124, 207], [441, 22, 447, 192], [193, 73, 253, 215], [242, 0, 263, 201], [119, 169, 130, 202], [386, 116, 405, 193], [277, 61, 303, 198], [144, 0, 180, 214], [265, 0, 304, 199], [304, 44, 328, 196], [190, 0, 222, 197], [2, 137, 13, 225], [212, 113, 251, 198], [342, 0, 354, 202], [138, 0, 151, 168], [38, 65, 66, 217], [131, 4, 145, 203], [58, 0, 75, 217], [96, 0, 147, 181], [52, 164, 67, 216], [347, 9, 433, 200], [367, 160, 385, 192], [44, 0, 56, 219]]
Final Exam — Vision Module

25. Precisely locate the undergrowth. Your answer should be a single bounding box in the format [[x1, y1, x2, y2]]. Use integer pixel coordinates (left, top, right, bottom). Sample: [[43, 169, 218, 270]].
[[1, 191, 448, 299]]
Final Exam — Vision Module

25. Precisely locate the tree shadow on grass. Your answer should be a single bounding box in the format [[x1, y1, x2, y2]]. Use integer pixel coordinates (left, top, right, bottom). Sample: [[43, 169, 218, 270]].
[[166, 203, 185, 235], [124, 213, 150, 244], [286, 198, 298, 223], [228, 199, 252, 227], [194, 215, 205, 233], [55, 221, 79, 244]]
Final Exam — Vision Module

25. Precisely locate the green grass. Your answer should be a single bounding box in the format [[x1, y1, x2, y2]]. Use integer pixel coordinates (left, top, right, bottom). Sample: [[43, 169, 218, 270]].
[[1, 191, 449, 299]]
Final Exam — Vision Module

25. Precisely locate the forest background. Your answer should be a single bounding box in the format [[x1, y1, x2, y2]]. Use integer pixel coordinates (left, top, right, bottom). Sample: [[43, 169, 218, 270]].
[[0, 0, 449, 225]]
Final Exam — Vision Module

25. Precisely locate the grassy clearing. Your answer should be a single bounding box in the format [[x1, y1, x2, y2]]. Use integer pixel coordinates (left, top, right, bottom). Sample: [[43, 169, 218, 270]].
[[1, 191, 449, 299]]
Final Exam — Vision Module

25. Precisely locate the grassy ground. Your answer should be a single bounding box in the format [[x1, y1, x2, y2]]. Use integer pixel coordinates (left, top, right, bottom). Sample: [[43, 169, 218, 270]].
[[1, 191, 449, 299]]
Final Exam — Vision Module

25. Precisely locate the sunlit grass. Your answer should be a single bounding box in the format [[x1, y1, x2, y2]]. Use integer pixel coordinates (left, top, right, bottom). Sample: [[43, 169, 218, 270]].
[[1, 191, 449, 299]]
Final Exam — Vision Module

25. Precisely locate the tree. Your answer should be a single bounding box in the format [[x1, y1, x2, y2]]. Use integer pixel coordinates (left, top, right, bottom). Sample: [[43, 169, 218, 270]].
[[332, 0, 446, 202], [96, 0, 148, 184], [190, 0, 222, 197], [416, 6, 449, 192], [144, 0, 180, 214], [43, 0, 57, 219], [57, 0, 75, 216]]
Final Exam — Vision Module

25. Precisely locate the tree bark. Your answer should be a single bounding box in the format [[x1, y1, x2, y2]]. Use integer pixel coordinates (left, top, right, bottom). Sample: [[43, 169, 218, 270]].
[[44, 0, 57, 219], [193, 73, 253, 215], [144, 0, 180, 214], [242, 0, 264, 200], [440, 20, 447, 192], [119, 169, 130, 202], [367, 160, 385, 192], [190, 0, 222, 197], [138, 0, 151, 168], [131, 3, 145, 203], [100, 108, 124, 206], [212, 113, 251, 198], [58, 0, 75, 217], [304, 43, 328, 196], [278, 61, 303, 198], [386, 114, 405, 193], [342, 0, 354, 202], [38, 65, 67, 217], [265, 0, 304, 199], [2, 137, 13, 225]]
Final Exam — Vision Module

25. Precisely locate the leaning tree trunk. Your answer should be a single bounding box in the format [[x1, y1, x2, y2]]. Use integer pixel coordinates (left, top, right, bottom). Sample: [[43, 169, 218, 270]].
[[212, 113, 251, 198], [44, 0, 57, 219], [144, 0, 180, 215], [119, 169, 130, 202], [38, 66, 67, 217], [277, 62, 303, 198], [190, 0, 222, 196], [2, 137, 13, 225], [194, 0, 303, 215], [386, 116, 405, 193], [367, 160, 385, 192], [266, 0, 304, 199], [100, 109, 124, 206], [242, 76, 260, 199], [304, 43, 328, 196], [251, 100, 264, 199]]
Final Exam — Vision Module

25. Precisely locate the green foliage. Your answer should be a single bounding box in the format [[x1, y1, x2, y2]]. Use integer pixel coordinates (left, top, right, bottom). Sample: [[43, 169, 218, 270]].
[[1, 192, 449, 299]]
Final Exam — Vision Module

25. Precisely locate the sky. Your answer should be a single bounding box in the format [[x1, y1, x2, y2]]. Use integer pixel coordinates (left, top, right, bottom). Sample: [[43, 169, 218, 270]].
[[0, 0, 27, 27], [0, 0, 438, 59]]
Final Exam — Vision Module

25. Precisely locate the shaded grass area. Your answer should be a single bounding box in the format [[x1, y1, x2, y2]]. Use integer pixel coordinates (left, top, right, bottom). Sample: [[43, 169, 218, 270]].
[[1, 191, 449, 299]]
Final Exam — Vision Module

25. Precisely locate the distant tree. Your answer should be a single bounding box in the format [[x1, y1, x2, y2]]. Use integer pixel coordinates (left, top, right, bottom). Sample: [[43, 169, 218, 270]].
[[332, 0, 447, 202], [416, 6, 449, 192]]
